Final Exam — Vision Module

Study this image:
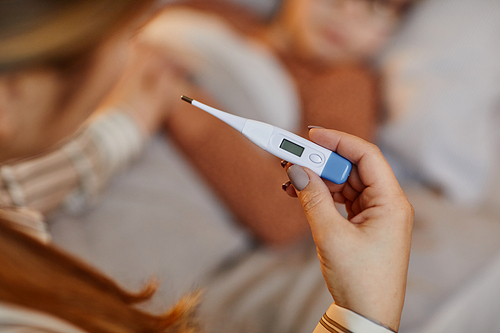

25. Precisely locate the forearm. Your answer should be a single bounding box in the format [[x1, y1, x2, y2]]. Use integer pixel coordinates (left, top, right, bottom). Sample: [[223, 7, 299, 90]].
[[0, 110, 146, 216], [300, 65, 379, 142], [166, 101, 310, 247]]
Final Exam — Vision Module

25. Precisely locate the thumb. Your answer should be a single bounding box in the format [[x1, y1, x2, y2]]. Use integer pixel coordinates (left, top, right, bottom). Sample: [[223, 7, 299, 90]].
[[287, 165, 347, 242]]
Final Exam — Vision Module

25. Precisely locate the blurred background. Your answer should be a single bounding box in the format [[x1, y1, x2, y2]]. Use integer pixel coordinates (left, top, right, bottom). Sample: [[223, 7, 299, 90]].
[[3, 0, 499, 332]]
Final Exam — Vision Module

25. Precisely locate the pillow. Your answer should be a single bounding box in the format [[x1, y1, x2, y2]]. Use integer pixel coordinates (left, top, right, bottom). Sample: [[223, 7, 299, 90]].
[[378, 0, 500, 206]]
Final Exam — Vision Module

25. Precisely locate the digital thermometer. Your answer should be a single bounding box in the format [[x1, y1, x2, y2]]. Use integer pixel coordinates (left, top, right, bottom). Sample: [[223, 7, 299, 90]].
[[181, 95, 352, 184]]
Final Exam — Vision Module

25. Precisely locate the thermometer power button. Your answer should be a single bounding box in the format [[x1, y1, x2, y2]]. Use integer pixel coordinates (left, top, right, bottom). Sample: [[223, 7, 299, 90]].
[[309, 153, 323, 164]]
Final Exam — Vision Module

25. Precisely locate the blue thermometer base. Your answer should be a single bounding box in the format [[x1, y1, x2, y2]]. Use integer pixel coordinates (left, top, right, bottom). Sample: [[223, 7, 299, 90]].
[[321, 154, 352, 184]]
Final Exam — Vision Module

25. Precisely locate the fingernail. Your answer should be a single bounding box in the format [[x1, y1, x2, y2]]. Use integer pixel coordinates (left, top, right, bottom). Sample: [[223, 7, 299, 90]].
[[280, 160, 288, 168], [287, 165, 310, 191], [282, 181, 291, 192], [308, 125, 325, 131]]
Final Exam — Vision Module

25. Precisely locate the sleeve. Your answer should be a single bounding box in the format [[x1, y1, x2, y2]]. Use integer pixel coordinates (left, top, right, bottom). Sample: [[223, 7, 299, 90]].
[[312, 303, 396, 333], [142, 7, 300, 131], [0, 110, 146, 215]]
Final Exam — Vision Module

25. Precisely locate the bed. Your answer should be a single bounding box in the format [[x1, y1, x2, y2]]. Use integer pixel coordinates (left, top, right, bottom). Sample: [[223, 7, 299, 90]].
[[49, 0, 500, 331]]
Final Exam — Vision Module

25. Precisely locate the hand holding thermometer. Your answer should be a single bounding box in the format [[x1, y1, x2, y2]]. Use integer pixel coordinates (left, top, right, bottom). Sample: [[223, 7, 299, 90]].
[[181, 95, 352, 184]]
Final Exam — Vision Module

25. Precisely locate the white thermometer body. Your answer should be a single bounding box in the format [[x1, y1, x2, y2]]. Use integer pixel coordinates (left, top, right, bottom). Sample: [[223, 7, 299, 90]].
[[182, 96, 352, 184]]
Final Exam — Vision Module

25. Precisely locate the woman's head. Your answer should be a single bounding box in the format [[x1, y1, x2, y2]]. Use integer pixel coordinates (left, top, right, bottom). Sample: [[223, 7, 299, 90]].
[[0, 0, 152, 163], [272, 0, 415, 64]]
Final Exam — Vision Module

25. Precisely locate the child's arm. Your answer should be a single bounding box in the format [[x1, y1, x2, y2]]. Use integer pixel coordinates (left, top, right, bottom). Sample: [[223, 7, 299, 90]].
[[166, 91, 310, 247], [165, 66, 378, 247]]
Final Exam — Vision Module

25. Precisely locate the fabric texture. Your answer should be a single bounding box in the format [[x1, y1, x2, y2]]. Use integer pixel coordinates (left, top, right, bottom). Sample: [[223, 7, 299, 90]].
[[143, 6, 301, 131], [0, 111, 146, 216], [377, 0, 500, 206], [3, 0, 500, 331]]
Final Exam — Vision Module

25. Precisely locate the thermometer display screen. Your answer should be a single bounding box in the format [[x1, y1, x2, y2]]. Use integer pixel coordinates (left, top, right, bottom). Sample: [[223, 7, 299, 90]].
[[280, 139, 305, 157]]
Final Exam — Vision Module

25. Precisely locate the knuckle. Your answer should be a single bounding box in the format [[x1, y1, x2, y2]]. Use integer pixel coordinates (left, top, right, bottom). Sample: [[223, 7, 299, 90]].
[[300, 189, 327, 214]]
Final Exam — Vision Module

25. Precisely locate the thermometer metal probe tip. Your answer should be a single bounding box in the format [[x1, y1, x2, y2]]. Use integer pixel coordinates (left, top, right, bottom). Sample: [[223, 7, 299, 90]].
[[180, 95, 248, 134], [181, 95, 193, 104]]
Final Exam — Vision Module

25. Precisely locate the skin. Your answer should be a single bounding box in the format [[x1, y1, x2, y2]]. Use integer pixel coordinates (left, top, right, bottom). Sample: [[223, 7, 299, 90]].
[[0, 5, 413, 329], [167, 93, 310, 245], [285, 128, 414, 331], [265, 0, 409, 65], [97, 38, 189, 136], [0, 29, 184, 218], [0, 32, 181, 166], [160, 0, 408, 246], [166, 68, 376, 246], [0, 31, 131, 163]]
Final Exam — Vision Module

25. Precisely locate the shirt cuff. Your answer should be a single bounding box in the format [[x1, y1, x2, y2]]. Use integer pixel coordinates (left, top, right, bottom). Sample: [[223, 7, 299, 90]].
[[63, 110, 146, 213], [0, 109, 146, 216], [312, 303, 396, 333]]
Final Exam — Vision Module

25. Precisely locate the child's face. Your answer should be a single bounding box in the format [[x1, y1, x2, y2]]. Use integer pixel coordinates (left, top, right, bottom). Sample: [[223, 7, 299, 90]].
[[280, 0, 411, 64]]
